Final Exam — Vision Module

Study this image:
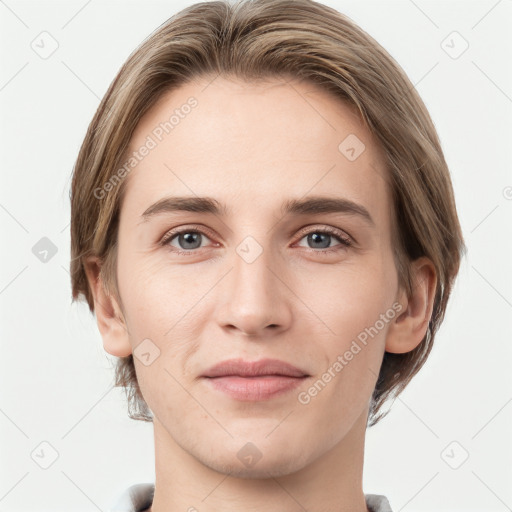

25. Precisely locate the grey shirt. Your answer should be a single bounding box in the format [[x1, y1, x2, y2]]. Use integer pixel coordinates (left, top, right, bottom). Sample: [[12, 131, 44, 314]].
[[109, 483, 393, 511]]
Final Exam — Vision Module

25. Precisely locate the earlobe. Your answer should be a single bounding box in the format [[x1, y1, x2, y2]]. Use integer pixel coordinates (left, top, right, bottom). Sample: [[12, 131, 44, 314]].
[[83, 256, 133, 358], [385, 256, 437, 354]]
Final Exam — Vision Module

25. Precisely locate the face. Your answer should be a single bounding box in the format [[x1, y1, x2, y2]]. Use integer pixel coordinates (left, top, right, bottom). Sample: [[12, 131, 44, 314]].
[[114, 75, 401, 477]]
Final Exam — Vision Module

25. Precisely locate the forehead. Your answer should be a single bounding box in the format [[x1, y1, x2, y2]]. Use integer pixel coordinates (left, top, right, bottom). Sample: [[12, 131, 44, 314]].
[[120, 76, 389, 222]]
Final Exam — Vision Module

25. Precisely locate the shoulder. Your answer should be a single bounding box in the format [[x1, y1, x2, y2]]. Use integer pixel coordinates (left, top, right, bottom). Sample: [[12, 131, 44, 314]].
[[109, 483, 155, 512], [365, 493, 393, 512]]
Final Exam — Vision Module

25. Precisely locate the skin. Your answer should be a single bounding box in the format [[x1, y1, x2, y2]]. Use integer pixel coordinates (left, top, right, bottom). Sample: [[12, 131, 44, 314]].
[[85, 75, 436, 512]]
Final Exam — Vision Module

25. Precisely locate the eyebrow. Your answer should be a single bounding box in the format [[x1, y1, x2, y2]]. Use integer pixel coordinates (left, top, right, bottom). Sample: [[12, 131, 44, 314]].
[[139, 195, 374, 226]]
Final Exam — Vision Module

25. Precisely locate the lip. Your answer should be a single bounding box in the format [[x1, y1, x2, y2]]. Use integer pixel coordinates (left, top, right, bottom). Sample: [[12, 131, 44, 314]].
[[202, 358, 310, 401], [202, 358, 309, 378]]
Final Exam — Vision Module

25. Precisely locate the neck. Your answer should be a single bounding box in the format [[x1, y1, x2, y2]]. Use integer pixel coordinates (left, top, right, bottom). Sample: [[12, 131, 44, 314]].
[[148, 407, 370, 512]]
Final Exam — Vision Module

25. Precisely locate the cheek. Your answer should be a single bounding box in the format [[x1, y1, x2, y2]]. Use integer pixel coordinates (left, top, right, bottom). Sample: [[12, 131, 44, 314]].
[[297, 288, 390, 430], [295, 260, 394, 399], [117, 250, 195, 329], [117, 255, 213, 382], [296, 259, 396, 340]]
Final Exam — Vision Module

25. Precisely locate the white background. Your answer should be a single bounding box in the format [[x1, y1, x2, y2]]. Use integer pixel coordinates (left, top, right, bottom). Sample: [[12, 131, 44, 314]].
[[0, 1, 511, 511]]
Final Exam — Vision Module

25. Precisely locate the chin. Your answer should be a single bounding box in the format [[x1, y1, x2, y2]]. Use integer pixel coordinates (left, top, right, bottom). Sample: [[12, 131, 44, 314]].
[[191, 432, 314, 479], [201, 448, 310, 480]]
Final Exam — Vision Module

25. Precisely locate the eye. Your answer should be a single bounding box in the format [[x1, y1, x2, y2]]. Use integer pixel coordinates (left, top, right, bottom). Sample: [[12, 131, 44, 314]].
[[160, 225, 216, 255], [295, 226, 352, 253]]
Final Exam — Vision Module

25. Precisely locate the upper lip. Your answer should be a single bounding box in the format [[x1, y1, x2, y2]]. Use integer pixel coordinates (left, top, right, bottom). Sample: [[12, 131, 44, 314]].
[[202, 358, 309, 378]]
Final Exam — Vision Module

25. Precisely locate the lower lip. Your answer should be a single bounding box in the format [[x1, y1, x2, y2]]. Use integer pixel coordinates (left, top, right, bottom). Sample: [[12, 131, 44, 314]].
[[204, 375, 308, 401]]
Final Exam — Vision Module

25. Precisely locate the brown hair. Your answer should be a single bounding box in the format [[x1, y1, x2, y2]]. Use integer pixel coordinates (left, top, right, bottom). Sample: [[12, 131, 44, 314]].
[[69, 0, 466, 427]]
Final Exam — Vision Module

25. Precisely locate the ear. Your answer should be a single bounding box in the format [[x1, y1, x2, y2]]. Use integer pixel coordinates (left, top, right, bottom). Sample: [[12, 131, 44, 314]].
[[385, 256, 437, 354], [83, 256, 132, 357]]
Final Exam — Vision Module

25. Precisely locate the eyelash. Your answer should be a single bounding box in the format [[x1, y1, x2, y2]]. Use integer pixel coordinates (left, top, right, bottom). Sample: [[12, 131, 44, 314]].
[[159, 224, 353, 256]]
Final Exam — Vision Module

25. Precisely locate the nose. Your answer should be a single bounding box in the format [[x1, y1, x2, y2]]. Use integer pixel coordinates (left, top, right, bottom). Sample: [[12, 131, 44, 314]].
[[215, 242, 292, 338]]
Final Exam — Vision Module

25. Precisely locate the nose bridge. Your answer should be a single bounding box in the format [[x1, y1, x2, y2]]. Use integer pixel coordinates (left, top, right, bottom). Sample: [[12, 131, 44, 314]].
[[217, 233, 290, 335], [234, 235, 273, 299]]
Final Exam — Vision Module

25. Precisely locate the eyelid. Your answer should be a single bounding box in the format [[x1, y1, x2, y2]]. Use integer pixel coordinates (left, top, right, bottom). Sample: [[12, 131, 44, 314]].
[[160, 224, 217, 246]]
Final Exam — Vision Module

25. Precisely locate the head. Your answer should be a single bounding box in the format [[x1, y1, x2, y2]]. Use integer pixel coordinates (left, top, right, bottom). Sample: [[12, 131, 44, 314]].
[[69, 0, 465, 475]]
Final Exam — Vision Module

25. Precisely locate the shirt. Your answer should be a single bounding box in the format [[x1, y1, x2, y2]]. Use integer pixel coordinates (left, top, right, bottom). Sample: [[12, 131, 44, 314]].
[[109, 483, 393, 511]]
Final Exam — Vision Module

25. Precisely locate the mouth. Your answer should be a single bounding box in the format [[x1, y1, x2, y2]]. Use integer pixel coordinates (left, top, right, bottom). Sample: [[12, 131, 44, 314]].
[[202, 358, 310, 401]]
